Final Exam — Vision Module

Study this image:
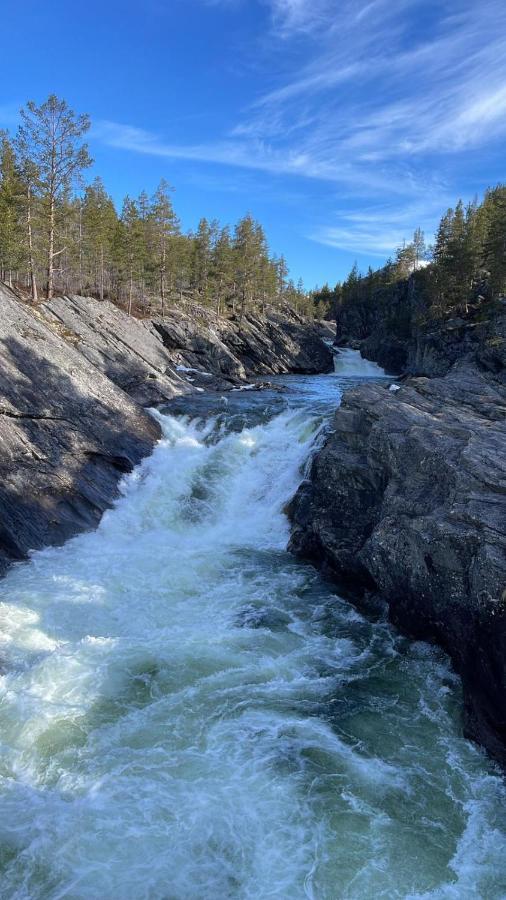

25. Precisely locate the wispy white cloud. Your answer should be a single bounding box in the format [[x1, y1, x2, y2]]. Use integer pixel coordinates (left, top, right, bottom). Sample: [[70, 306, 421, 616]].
[[249, 0, 506, 155], [266, 0, 336, 37], [94, 0, 506, 256], [311, 201, 444, 256], [94, 119, 433, 198]]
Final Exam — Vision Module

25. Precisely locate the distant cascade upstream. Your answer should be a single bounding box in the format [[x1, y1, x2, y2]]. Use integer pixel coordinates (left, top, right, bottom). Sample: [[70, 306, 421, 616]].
[[332, 347, 387, 377], [0, 351, 505, 899]]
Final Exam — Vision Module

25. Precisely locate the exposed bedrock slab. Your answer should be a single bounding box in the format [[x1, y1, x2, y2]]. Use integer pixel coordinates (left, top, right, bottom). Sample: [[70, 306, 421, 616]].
[[42, 295, 193, 404], [41, 297, 333, 398], [0, 286, 162, 574], [288, 362, 506, 764], [152, 305, 334, 380], [0, 289, 332, 574]]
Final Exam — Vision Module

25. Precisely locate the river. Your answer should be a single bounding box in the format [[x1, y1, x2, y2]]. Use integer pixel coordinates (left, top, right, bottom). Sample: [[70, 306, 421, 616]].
[[0, 351, 505, 899]]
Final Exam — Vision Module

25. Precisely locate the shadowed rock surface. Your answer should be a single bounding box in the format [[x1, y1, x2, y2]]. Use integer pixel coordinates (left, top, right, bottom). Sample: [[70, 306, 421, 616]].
[[152, 304, 334, 382], [0, 287, 332, 574], [0, 286, 162, 575], [289, 331, 506, 764], [41, 296, 333, 397], [217, 307, 334, 376]]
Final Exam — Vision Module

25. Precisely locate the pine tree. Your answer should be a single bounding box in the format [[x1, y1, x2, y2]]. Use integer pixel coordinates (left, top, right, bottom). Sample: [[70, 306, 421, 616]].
[[58, 192, 81, 294], [442, 201, 474, 313], [17, 157, 39, 300], [275, 254, 289, 303], [395, 240, 416, 278], [211, 225, 233, 315], [482, 187, 506, 301], [0, 135, 24, 287], [150, 179, 179, 316], [432, 208, 455, 313], [16, 95, 92, 298], [413, 228, 426, 270], [233, 214, 263, 323], [118, 197, 144, 315], [173, 233, 193, 306], [82, 178, 118, 300], [192, 218, 214, 299]]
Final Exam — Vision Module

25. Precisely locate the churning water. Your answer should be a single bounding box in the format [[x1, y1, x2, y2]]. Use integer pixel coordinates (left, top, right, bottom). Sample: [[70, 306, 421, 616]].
[[332, 348, 386, 378], [0, 352, 505, 899]]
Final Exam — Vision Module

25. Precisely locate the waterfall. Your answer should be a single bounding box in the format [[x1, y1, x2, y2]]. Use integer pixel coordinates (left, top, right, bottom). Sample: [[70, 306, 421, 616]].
[[0, 378, 504, 899], [332, 347, 387, 377]]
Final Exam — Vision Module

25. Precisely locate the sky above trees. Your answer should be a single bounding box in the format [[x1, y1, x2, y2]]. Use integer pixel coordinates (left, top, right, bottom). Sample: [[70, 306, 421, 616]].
[[1, 0, 505, 286]]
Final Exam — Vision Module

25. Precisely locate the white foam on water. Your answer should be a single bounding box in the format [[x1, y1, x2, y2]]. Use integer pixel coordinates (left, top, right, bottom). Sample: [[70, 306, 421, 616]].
[[0, 399, 505, 899], [332, 347, 387, 377]]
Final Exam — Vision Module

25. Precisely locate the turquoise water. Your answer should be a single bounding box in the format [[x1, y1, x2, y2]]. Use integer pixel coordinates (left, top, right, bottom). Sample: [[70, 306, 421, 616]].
[[0, 352, 504, 899]]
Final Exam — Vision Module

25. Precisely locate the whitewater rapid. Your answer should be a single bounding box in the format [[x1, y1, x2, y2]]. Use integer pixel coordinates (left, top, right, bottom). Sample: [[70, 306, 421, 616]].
[[0, 353, 505, 899], [332, 347, 386, 377]]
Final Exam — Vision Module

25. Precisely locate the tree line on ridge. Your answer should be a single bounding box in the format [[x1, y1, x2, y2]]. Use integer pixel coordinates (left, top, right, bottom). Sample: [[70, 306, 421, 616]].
[[0, 95, 312, 319], [312, 190, 506, 332]]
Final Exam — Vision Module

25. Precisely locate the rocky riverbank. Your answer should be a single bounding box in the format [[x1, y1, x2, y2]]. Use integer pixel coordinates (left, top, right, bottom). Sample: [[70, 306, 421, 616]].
[[289, 307, 506, 765], [0, 285, 332, 575]]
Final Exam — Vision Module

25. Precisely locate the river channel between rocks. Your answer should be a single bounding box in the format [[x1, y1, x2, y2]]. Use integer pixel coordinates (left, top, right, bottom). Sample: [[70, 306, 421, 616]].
[[0, 351, 505, 899]]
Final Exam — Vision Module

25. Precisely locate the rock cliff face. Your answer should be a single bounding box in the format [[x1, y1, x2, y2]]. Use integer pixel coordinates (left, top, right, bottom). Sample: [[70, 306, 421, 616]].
[[152, 305, 334, 382], [0, 287, 162, 576], [289, 314, 506, 764], [42, 295, 333, 397], [336, 268, 506, 381], [0, 286, 332, 573]]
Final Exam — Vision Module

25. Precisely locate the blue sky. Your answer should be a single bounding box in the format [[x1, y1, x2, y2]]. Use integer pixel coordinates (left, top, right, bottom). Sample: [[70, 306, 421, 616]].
[[1, 0, 505, 287]]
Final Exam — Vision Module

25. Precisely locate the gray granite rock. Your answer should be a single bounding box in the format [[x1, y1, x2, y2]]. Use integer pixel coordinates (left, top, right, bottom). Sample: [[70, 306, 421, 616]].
[[0, 289, 332, 576], [40, 297, 333, 398], [42, 295, 193, 404], [288, 361, 506, 764], [0, 285, 162, 574], [152, 305, 334, 380]]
